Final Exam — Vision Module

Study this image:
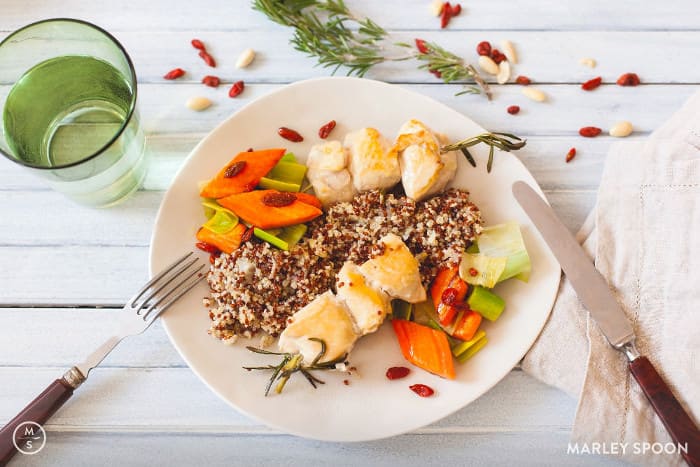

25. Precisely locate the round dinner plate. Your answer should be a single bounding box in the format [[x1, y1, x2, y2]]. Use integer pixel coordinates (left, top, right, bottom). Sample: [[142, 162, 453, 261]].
[[149, 77, 560, 442]]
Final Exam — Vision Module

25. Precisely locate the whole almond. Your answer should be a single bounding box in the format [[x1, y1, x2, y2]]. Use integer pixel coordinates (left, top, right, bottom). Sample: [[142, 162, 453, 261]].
[[186, 96, 212, 111], [236, 48, 256, 69], [609, 121, 633, 137], [478, 55, 499, 75], [501, 40, 517, 64], [430, 0, 444, 16], [579, 57, 597, 68], [497, 60, 511, 84], [522, 87, 547, 102]]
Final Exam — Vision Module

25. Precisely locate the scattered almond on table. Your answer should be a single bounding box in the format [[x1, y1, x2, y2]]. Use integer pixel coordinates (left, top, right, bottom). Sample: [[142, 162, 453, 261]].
[[609, 121, 633, 137], [579, 57, 597, 68], [236, 48, 256, 69], [478, 55, 499, 75], [186, 96, 213, 111], [501, 40, 517, 64], [496, 60, 510, 84], [522, 87, 547, 102]]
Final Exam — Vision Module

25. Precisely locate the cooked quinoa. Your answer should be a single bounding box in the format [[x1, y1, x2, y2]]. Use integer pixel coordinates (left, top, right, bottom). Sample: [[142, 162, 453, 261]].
[[205, 188, 482, 342]]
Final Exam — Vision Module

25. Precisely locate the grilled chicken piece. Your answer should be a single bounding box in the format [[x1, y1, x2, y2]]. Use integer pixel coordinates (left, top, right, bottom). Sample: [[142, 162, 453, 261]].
[[336, 261, 391, 335], [344, 128, 401, 192], [306, 141, 356, 207], [394, 119, 457, 201], [359, 233, 427, 303], [278, 291, 358, 364]]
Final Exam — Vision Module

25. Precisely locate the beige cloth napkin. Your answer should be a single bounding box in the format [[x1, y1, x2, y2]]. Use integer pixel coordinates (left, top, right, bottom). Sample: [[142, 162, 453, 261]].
[[522, 90, 700, 466]]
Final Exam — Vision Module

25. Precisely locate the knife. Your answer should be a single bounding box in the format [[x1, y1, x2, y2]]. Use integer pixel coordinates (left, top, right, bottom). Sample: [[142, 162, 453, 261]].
[[512, 181, 699, 467]]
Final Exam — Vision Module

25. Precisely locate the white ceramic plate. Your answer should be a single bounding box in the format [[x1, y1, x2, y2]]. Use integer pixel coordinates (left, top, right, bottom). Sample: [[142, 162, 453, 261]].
[[150, 77, 560, 442]]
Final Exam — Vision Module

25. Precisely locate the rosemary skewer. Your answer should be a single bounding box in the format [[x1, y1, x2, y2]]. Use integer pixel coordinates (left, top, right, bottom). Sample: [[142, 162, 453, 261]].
[[442, 132, 527, 173], [244, 338, 347, 396]]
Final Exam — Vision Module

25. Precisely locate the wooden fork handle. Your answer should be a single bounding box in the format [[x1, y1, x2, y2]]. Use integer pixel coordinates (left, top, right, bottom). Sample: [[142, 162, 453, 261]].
[[0, 367, 84, 464], [629, 356, 700, 467]]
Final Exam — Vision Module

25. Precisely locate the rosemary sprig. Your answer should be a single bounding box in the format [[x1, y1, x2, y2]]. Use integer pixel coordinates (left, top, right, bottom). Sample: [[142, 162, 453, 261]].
[[252, 0, 490, 97], [244, 338, 347, 396], [442, 132, 527, 173]]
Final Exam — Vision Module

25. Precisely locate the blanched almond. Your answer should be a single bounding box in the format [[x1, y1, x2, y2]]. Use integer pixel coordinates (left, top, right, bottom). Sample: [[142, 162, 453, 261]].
[[235, 48, 256, 69], [497, 60, 511, 84], [501, 40, 517, 64], [430, 0, 444, 16], [522, 87, 547, 102], [579, 57, 597, 68], [478, 55, 499, 75], [186, 96, 212, 111], [609, 121, 633, 137]]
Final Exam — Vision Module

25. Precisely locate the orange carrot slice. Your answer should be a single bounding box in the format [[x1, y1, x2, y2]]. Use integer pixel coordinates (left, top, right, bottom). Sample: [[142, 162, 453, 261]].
[[452, 310, 482, 341], [217, 190, 322, 229], [196, 223, 246, 254], [430, 266, 469, 326], [392, 319, 455, 380], [199, 148, 286, 199]]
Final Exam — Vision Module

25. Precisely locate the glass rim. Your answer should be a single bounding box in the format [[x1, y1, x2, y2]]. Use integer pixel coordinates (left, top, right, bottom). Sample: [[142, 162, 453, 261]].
[[0, 17, 138, 171]]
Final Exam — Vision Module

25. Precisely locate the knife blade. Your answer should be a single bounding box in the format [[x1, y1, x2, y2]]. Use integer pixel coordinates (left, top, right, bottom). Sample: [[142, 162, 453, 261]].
[[512, 181, 699, 466]]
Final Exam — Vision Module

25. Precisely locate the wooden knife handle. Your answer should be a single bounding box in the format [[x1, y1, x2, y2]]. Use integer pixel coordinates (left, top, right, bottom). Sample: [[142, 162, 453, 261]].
[[0, 378, 75, 464], [629, 356, 700, 466]]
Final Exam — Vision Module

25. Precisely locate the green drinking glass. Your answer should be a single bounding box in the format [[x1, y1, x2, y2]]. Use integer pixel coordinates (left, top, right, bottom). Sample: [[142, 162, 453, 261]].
[[0, 18, 147, 207]]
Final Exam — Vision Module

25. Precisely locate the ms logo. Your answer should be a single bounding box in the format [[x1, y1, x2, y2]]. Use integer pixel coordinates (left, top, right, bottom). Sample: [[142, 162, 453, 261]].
[[12, 421, 46, 455]]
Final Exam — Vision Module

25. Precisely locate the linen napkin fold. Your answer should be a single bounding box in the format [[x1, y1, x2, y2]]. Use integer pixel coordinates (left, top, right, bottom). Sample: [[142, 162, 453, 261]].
[[522, 90, 700, 466]]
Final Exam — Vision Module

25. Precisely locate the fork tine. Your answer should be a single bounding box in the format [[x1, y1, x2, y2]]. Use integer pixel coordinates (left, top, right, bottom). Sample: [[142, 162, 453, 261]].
[[143, 271, 205, 324], [134, 256, 199, 313], [141, 261, 206, 321], [130, 252, 193, 306]]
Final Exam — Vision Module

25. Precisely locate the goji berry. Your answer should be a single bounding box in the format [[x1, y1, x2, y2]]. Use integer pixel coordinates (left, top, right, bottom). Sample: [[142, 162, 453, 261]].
[[224, 161, 247, 178], [579, 126, 602, 137], [191, 39, 205, 51], [490, 49, 506, 64], [318, 120, 337, 139], [515, 75, 531, 85], [476, 41, 492, 56], [441, 287, 459, 306], [196, 241, 220, 255], [386, 367, 410, 380], [440, 2, 452, 28], [507, 105, 520, 115], [201, 75, 220, 88], [469, 267, 479, 276], [616, 73, 640, 86], [241, 227, 254, 243], [228, 80, 245, 98], [581, 76, 602, 91], [565, 147, 577, 163], [199, 50, 216, 67], [430, 69, 442, 78], [415, 38, 429, 54], [262, 191, 297, 207], [409, 384, 435, 397], [451, 3, 462, 15], [278, 127, 304, 142], [163, 68, 185, 80]]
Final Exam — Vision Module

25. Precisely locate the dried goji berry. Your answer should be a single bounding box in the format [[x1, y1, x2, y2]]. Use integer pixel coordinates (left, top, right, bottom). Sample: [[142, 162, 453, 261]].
[[241, 227, 254, 243], [476, 41, 492, 56], [579, 126, 602, 137], [163, 68, 185, 80], [415, 38, 429, 54], [515, 75, 531, 85], [565, 147, 577, 163], [201, 75, 220, 87], [430, 69, 442, 78], [318, 120, 337, 139], [228, 80, 245, 98], [191, 39, 205, 51], [507, 105, 520, 115], [224, 161, 247, 178], [386, 367, 410, 380], [196, 241, 220, 255], [441, 287, 459, 306], [440, 2, 452, 28], [468, 267, 479, 277], [278, 127, 304, 142], [490, 49, 506, 64], [198, 50, 216, 67], [409, 384, 435, 397], [451, 3, 462, 15], [616, 73, 640, 86], [581, 76, 602, 91], [262, 191, 297, 207]]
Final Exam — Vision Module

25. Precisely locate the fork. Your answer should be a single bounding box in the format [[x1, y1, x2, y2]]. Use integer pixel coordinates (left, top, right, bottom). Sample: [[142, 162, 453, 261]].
[[0, 252, 206, 463]]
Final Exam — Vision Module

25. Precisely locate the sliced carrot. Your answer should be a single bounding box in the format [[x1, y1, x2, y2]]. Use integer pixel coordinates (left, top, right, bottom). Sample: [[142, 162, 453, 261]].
[[392, 319, 455, 380], [294, 192, 322, 209], [196, 223, 246, 254], [199, 148, 286, 199], [217, 190, 322, 229], [430, 266, 469, 326], [452, 310, 482, 341]]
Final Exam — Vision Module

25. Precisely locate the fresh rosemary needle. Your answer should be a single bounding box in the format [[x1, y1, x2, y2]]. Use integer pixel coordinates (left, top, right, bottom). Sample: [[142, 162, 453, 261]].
[[442, 132, 527, 173]]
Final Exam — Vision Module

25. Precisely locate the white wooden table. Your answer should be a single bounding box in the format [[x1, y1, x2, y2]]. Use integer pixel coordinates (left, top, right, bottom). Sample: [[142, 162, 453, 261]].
[[2, 1, 698, 465]]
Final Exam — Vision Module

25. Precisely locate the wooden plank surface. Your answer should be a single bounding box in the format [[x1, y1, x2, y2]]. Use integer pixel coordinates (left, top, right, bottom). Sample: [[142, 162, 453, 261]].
[[2, 0, 696, 464]]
